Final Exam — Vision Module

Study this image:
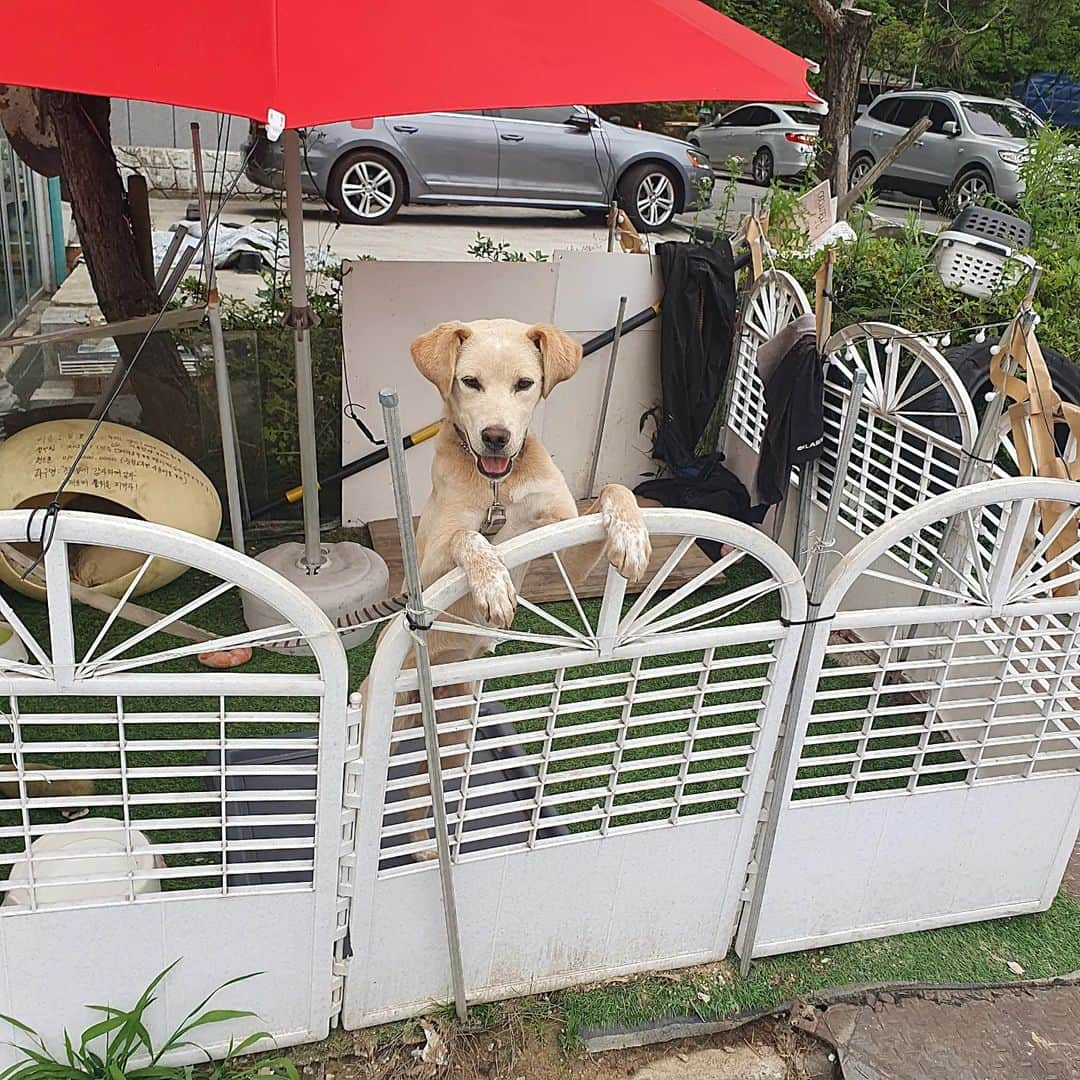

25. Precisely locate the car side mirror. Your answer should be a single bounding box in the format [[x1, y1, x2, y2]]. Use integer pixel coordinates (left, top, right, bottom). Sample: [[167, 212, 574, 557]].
[[566, 113, 595, 131], [942, 120, 960, 136], [608, 115, 622, 126]]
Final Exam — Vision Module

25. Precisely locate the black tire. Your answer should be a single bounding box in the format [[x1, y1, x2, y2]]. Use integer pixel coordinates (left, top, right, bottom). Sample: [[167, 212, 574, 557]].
[[617, 163, 680, 232], [848, 153, 875, 192], [751, 147, 774, 187], [328, 150, 405, 225], [944, 167, 994, 214], [912, 339, 1080, 456]]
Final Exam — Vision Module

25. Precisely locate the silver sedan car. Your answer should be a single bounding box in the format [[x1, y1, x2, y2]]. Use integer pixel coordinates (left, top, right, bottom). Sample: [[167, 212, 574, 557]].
[[688, 103, 821, 185], [244, 105, 713, 232]]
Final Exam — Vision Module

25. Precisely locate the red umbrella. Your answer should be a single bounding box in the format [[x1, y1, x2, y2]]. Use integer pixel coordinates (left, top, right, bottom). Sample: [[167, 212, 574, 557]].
[[1, 0, 817, 572], [3, 0, 815, 126]]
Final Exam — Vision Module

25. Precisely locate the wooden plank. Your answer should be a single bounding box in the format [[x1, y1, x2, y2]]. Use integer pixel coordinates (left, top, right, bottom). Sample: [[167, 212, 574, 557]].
[[369, 498, 717, 602]]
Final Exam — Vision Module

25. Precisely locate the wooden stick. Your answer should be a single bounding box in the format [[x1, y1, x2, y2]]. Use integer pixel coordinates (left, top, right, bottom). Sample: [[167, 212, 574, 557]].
[[0, 543, 214, 644], [837, 116, 932, 219]]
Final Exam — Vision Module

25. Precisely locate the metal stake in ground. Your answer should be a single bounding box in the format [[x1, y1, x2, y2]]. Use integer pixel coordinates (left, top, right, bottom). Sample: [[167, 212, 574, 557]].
[[379, 387, 468, 1023], [735, 368, 868, 975], [191, 122, 245, 553], [585, 295, 628, 498]]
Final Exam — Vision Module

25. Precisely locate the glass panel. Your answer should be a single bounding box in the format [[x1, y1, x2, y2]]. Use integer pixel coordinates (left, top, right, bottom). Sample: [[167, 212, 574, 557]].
[[1, 139, 28, 312], [14, 156, 41, 296]]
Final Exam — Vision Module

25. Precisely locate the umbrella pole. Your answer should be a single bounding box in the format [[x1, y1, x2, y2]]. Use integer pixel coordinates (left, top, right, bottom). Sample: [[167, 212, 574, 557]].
[[284, 128, 325, 572], [191, 123, 245, 552]]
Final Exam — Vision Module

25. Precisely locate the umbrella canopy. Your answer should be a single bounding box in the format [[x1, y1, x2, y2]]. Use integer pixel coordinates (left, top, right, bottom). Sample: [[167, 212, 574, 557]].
[[2, 0, 816, 128]]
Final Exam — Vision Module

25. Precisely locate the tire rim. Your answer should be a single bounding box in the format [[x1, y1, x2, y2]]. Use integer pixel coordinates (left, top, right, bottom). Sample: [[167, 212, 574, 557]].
[[850, 159, 871, 185], [955, 174, 989, 208], [753, 152, 772, 184], [339, 161, 396, 219], [636, 172, 675, 227]]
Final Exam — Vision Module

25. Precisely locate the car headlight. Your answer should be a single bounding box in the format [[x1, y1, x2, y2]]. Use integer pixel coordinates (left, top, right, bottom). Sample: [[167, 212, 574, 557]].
[[686, 149, 709, 169], [998, 148, 1026, 167]]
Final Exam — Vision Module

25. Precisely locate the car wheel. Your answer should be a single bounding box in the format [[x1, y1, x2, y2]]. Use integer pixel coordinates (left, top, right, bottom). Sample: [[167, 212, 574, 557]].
[[752, 147, 774, 187], [328, 150, 404, 225], [848, 153, 875, 191], [618, 163, 679, 232], [947, 168, 993, 212]]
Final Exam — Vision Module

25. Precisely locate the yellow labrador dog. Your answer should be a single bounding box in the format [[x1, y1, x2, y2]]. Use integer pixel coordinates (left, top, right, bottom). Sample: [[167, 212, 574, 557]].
[[409, 317, 652, 647], [379, 318, 652, 859]]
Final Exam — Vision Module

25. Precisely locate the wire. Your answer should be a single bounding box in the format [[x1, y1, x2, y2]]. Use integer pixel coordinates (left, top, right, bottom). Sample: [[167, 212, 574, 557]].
[[18, 140, 261, 582]]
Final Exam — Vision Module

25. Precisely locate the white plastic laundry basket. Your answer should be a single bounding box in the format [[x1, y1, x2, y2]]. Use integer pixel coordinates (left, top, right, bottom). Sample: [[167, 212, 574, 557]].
[[933, 231, 1037, 299]]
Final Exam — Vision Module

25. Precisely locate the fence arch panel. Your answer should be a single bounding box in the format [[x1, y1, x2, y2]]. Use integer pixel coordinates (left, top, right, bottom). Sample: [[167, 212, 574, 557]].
[[748, 479, 1080, 957], [726, 269, 812, 459], [0, 510, 350, 1061], [343, 509, 806, 1027]]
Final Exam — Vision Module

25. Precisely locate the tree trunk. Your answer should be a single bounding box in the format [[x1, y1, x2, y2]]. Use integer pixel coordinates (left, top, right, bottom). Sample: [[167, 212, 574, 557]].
[[814, 7, 875, 198], [39, 91, 198, 455]]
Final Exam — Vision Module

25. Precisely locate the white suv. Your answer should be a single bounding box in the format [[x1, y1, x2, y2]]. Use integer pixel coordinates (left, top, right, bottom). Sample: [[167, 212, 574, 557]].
[[849, 90, 1043, 208]]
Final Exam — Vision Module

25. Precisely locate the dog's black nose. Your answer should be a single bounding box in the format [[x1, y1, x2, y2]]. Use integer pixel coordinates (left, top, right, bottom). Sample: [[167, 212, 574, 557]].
[[481, 426, 511, 452]]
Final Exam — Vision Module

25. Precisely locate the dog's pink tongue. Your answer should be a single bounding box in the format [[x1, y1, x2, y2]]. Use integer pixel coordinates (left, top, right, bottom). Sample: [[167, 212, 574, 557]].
[[481, 456, 510, 476]]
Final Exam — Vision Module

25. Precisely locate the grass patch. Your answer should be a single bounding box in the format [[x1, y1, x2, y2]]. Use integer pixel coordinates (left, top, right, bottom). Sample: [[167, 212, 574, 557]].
[[556, 890, 1080, 1039]]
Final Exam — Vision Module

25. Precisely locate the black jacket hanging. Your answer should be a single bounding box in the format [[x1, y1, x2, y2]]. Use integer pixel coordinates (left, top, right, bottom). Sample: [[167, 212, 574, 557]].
[[753, 313, 825, 508], [650, 238, 736, 469]]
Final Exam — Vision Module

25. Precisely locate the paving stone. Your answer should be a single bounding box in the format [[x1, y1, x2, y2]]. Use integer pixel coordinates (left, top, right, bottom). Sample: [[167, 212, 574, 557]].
[[629, 1044, 787, 1080], [824, 985, 1080, 1080]]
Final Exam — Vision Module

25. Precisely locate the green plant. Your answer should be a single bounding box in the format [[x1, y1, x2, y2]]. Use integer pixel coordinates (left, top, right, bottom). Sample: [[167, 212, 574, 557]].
[[466, 233, 548, 263], [0, 961, 296, 1080]]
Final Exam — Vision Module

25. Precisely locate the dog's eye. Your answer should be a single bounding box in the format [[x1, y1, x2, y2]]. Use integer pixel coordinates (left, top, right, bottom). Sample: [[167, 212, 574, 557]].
[[460, 376, 482, 390], [514, 378, 535, 392]]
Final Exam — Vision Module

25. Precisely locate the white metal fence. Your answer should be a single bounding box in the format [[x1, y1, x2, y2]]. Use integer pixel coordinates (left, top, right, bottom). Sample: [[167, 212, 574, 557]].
[[344, 510, 807, 1025], [0, 510, 351, 1062], [748, 479, 1080, 956], [1, 487, 1078, 1044]]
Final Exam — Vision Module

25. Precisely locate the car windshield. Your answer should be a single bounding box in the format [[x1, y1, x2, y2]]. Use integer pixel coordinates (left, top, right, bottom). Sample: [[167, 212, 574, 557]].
[[785, 109, 822, 127], [961, 101, 1042, 139]]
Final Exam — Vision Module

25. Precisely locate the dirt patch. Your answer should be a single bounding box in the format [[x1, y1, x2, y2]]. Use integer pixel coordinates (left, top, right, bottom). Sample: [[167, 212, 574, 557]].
[[289, 1015, 835, 1080]]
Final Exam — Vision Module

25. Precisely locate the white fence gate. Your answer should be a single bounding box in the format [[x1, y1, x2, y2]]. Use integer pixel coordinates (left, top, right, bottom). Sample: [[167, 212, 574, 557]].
[[0, 510, 351, 1062], [343, 510, 806, 1026], [747, 479, 1080, 956]]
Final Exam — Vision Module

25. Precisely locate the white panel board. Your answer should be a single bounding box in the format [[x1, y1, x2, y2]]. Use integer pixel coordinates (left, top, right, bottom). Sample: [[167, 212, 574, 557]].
[[753, 775, 1080, 956], [548, 251, 662, 499]]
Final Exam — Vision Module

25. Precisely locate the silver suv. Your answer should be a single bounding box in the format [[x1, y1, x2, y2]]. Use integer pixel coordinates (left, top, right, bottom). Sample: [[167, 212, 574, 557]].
[[244, 106, 714, 232], [849, 90, 1043, 208]]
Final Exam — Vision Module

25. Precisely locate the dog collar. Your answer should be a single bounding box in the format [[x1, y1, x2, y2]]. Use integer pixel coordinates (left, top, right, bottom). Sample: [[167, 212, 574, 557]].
[[452, 423, 508, 537]]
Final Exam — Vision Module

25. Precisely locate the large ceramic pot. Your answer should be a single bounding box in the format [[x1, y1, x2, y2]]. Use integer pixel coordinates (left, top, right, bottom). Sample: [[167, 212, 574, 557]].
[[0, 420, 221, 600]]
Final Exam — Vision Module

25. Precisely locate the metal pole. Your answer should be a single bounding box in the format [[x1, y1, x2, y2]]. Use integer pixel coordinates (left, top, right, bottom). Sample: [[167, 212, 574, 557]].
[[284, 128, 325, 571], [379, 388, 468, 1023], [191, 123, 246, 553], [736, 369, 867, 976], [606, 202, 618, 252], [585, 296, 627, 498]]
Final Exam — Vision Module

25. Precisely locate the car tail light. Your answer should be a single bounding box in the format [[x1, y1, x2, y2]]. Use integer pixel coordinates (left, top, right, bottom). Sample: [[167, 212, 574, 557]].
[[785, 132, 816, 145]]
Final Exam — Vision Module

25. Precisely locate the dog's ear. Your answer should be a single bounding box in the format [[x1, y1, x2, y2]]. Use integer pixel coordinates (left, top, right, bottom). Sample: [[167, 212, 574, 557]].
[[410, 321, 473, 397], [526, 324, 583, 398]]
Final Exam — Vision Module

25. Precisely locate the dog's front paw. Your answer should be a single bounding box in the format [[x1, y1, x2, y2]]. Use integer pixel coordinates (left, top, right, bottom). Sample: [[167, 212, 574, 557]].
[[455, 532, 518, 629], [599, 485, 652, 583], [473, 560, 517, 628]]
